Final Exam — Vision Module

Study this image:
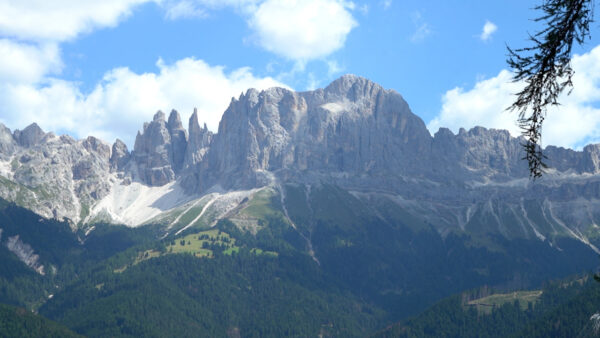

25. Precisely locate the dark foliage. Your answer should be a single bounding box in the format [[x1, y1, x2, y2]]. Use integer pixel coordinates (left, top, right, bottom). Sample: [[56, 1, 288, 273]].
[[507, 0, 593, 178], [373, 276, 600, 337], [0, 302, 81, 337]]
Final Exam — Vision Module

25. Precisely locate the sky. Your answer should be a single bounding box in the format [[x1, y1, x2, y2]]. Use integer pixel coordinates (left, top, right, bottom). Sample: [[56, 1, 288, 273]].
[[0, 0, 599, 149]]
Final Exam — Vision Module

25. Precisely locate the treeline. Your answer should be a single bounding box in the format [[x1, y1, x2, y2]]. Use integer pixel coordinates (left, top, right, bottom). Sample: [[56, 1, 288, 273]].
[[373, 276, 600, 337]]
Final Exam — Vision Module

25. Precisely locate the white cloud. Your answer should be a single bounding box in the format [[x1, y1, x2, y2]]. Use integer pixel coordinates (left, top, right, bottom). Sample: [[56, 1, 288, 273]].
[[0, 0, 151, 42], [427, 70, 520, 137], [0, 58, 286, 147], [161, 0, 360, 62], [159, 0, 261, 18], [382, 0, 392, 10], [327, 60, 344, 77], [410, 11, 431, 42], [164, 0, 208, 19], [0, 40, 62, 84], [427, 45, 600, 150], [480, 20, 497, 41], [248, 0, 357, 61]]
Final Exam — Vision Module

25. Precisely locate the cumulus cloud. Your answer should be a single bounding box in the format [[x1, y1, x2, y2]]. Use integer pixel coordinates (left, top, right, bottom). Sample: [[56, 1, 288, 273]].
[[248, 0, 357, 61], [164, 0, 208, 19], [0, 0, 151, 42], [159, 0, 261, 18], [427, 70, 521, 136], [0, 40, 62, 84], [480, 20, 497, 41], [427, 45, 600, 150], [0, 58, 286, 147], [161, 0, 358, 61]]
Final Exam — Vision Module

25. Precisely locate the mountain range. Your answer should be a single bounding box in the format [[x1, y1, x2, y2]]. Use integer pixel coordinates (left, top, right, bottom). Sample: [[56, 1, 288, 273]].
[[1, 75, 599, 249], [1, 75, 600, 336]]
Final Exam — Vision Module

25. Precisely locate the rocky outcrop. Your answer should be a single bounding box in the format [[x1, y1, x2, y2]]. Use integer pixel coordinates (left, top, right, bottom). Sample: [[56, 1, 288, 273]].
[[5, 234, 45, 275], [0, 129, 113, 223], [199, 75, 433, 191], [0, 124, 16, 160], [168, 109, 188, 172], [131, 110, 190, 186], [110, 139, 130, 172], [131, 111, 176, 186], [183, 108, 213, 168], [13, 123, 46, 147], [582, 144, 600, 174]]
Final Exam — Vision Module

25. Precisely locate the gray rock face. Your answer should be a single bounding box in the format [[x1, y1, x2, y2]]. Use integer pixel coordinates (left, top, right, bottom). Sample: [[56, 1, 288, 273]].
[[0, 129, 113, 224], [582, 144, 600, 173], [1, 74, 600, 243], [199, 74, 433, 191], [132, 111, 176, 186], [13, 123, 46, 147], [110, 139, 130, 171], [5, 234, 45, 275], [168, 109, 188, 172], [183, 108, 213, 168], [0, 124, 16, 160], [131, 110, 190, 186]]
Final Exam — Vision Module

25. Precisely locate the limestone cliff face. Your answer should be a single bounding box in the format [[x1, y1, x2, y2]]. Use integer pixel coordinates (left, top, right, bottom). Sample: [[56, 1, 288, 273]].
[[183, 108, 213, 168], [109, 139, 130, 172], [0, 75, 600, 235], [200, 75, 433, 190], [131, 110, 190, 186], [0, 124, 113, 224], [13, 123, 46, 148]]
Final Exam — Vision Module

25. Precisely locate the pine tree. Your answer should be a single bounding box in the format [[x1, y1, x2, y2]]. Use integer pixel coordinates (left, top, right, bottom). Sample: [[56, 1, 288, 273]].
[[507, 0, 594, 178]]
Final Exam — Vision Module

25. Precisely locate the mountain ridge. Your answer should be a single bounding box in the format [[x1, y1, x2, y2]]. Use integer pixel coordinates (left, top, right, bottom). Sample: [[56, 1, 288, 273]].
[[1, 74, 600, 255]]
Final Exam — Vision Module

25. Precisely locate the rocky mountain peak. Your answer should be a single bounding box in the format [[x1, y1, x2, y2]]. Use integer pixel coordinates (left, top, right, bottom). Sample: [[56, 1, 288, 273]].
[[0, 124, 16, 159], [82, 136, 110, 160], [132, 111, 175, 186], [13, 123, 46, 147], [582, 144, 600, 173], [153, 110, 166, 122], [110, 139, 130, 171], [167, 109, 187, 172], [183, 108, 213, 169], [168, 109, 184, 130]]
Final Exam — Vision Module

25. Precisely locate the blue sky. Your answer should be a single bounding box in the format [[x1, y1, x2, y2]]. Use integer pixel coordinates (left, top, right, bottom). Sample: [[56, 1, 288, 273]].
[[1, 0, 599, 149]]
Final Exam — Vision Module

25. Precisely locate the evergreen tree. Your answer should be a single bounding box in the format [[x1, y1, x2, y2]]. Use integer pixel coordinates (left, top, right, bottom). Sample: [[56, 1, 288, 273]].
[[507, 0, 593, 178]]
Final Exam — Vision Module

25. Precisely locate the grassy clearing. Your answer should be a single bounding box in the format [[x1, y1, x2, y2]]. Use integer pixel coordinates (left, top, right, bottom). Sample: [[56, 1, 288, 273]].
[[466, 290, 542, 314], [242, 188, 282, 219], [115, 229, 277, 273], [165, 229, 234, 258], [250, 248, 278, 257]]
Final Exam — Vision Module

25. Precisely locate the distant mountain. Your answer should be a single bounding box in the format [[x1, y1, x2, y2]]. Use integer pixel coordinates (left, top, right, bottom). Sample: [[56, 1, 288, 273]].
[[0, 75, 598, 251], [2, 76, 600, 331]]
